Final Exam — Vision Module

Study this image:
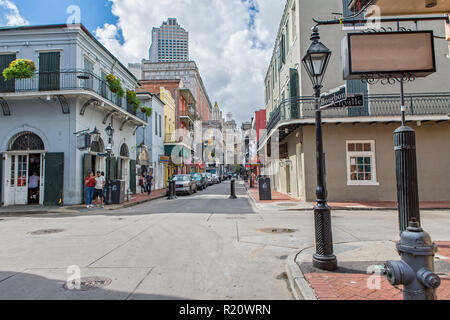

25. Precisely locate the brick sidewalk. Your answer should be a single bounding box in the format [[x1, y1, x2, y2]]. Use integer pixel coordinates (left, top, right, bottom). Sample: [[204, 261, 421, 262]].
[[245, 182, 450, 210], [303, 241, 450, 300]]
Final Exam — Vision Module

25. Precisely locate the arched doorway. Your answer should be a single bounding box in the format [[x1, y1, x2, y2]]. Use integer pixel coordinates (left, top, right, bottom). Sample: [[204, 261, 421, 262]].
[[5, 132, 45, 205]]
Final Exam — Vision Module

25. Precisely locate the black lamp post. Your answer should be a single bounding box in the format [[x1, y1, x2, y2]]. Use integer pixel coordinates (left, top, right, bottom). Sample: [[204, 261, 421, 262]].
[[105, 124, 114, 205], [302, 26, 337, 271]]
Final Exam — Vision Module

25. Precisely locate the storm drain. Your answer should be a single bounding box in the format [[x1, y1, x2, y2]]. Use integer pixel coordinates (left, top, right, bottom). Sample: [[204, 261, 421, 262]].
[[29, 229, 65, 235], [257, 228, 297, 234], [63, 276, 112, 291]]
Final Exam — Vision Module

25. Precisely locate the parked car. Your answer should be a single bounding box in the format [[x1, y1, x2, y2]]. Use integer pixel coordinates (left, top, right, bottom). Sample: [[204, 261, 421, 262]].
[[191, 173, 206, 190], [205, 173, 213, 186], [172, 174, 197, 195], [201, 173, 211, 187], [211, 174, 220, 184]]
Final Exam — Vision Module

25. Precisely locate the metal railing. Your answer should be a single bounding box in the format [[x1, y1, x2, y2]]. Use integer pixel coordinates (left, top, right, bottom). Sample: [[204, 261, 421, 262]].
[[260, 93, 450, 146], [0, 70, 147, 121]]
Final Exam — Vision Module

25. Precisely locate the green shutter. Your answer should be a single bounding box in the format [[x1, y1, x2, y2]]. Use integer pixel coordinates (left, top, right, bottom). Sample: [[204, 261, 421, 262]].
[[0, 54, 16, 93], [39, 52, 60, 91], [0, 153, 3, 206], [289, 69, 299, 119], [44, 153, 64, 205], [82, 154, 93, 203], [130, 160, 136, 194], [107, 157, 117, 181], [117, 158, 123, 180]]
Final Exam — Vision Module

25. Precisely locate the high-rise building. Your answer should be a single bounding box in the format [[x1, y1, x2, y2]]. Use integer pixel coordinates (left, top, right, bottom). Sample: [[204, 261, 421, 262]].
[[149, 18, 189, 62]]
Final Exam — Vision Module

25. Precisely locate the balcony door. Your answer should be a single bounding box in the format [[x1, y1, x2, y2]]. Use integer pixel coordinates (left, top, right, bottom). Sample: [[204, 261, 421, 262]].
[[39, 52, 60, 91], [0, 54, 16, 93]]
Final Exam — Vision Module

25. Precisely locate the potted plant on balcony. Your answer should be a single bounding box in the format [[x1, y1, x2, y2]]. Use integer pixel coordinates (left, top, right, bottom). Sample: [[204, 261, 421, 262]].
[[106, 74, 124, 98], [126, 89, 140, 110], [3, 59, 36, 81], [141, 106, 152, 117]]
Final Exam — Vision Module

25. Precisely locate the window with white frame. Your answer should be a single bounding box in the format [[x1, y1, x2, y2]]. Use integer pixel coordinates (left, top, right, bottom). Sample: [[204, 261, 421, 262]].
[[346, 141, 378, 186]]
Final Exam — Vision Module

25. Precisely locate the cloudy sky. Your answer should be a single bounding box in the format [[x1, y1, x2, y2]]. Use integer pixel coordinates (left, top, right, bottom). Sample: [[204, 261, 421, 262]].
[[0, 0, 285, 123]]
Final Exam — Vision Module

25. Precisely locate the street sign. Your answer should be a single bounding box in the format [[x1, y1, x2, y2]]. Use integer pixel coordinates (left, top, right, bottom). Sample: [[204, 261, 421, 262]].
[[320, 85, 347, 108], [320, 94, 364, 110]]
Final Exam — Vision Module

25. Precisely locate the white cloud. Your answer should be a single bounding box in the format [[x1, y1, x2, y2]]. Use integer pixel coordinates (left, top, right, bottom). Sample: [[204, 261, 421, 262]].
[[0, 0, 29, 26], [94, 0, 285, 123]]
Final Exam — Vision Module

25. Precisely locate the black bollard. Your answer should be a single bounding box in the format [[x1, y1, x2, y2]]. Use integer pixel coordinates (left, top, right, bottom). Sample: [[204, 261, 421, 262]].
[[230, 179, 237, 199], [394, 126, 421, 233]]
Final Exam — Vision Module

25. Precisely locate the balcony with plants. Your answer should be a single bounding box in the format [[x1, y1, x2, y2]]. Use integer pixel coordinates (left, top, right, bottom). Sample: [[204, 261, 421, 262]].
[[0, 59, 147, 122]]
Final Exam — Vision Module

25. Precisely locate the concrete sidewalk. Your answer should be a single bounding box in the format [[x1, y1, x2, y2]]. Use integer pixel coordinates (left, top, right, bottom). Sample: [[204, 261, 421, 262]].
[[245, 182, 450, 211], [0, 189, 167, 215], [286, 240, 450, 300]]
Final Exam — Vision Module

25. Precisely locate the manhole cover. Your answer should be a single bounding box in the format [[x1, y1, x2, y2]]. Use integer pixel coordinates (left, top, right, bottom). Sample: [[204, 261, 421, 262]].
[[63, 276, 112, 291], [257, 228, 297, 234], [29, 229, 65, 235]]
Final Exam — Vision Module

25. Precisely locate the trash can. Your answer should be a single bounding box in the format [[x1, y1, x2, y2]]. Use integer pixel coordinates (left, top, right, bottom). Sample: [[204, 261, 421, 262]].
[[258, 176, 272, 201], [111, 180, 125, 204]]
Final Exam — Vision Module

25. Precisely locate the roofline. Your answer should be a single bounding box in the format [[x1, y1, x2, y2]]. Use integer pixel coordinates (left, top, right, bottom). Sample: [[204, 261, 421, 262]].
[[0, 23, 139, 83], [136, 91, 165, 105]]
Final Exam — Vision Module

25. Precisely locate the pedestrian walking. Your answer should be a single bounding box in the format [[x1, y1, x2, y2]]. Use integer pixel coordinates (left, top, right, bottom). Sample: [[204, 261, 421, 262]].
[[146, 171, 154, 196], [84, 172, 96, 208], [101, 172, 107, 205], [139, 173, 146, 194], [94, 171, 105, 208]]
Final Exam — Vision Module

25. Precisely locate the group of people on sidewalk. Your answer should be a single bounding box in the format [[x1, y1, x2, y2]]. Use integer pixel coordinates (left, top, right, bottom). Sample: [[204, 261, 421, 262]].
[[84, 171, 106, 209], [139, 172, 154, 196]]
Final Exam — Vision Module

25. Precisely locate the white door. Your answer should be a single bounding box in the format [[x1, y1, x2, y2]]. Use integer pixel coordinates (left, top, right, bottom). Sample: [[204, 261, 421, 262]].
[[6, 154, 29, 205], [122, 159, 129, 192]]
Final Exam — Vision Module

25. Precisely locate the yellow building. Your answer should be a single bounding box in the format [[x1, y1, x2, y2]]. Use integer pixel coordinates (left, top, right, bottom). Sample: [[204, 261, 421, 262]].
[[159, 87, 176, 187]]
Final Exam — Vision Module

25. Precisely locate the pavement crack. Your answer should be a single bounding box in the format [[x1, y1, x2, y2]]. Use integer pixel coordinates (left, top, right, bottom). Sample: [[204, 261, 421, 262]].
[[125, 267, 154, 300], [87, 224, 156, 267], [235, 220, 240, 242]]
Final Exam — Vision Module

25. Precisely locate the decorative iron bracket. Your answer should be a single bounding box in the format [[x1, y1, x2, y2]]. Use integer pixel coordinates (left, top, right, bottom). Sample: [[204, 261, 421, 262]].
[[56, 95, 70, 114], [133, 125, 145, 136], [103, 110, 118, 124], [80, 99, 100, 116], [360, 73, 416, 85], [120, 118, 131, 131], [0, 98, 11, 116]]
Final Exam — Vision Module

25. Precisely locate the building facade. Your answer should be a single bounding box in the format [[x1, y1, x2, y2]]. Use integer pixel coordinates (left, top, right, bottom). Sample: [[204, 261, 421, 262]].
[[0, 24, 146, 206], [135, 93, 165, 191], [259, 0, 450, 202], [149, 18, 189, 62]]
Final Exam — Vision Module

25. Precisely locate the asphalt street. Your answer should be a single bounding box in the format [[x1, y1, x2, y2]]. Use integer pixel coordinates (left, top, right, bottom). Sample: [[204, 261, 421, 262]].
[[0, 180, 449, 300]]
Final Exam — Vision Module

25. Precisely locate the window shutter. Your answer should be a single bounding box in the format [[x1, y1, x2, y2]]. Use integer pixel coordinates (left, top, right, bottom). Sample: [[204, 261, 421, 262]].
[[39, 52, 60, 91], [0, 153, 3, 205], [0, 54, 16, 93], [130, 160, 136, 194]]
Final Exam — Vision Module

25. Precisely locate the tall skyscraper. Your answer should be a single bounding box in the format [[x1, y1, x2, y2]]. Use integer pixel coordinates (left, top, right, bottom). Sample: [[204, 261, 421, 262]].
[[149, 18, 189, 62]]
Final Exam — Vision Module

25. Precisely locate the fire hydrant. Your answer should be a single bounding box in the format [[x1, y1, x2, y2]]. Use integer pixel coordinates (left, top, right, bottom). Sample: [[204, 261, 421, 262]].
[[384, 219, 441, 300]]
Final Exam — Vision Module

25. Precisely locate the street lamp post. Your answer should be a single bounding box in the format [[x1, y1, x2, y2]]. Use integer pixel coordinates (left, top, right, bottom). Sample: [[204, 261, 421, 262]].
[[302, 26, 337, 271], [105, 124, 114, 205]]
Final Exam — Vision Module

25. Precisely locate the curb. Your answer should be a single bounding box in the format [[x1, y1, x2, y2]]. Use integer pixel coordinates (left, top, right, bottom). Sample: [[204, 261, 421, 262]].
[[243, 184, 261, 210], [108, 194, 166, 210], [285, 249, 318, 301]]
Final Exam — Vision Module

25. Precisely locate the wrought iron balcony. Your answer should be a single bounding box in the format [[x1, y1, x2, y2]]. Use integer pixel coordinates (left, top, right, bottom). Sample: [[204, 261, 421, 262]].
[[0, 70, 147, 121], [260, 92, 450, 146]]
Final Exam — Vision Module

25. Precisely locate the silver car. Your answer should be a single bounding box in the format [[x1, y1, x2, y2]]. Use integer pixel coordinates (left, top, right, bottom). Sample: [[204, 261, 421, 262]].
[[172, 174, 197, 195]]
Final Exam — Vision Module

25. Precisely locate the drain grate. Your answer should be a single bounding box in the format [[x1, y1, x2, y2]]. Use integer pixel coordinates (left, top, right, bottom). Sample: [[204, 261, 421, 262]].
[[257, 228, 297, 234], [63, 276, 112, 291], [29, 229, 65, 235]]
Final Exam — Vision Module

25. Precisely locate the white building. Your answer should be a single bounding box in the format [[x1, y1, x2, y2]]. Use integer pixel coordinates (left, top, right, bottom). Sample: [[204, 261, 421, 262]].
[[0, 24, 146, 206]]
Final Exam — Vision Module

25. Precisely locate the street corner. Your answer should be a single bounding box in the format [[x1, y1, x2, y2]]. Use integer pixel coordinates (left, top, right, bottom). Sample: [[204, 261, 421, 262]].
[[290, 241, 450, 300]]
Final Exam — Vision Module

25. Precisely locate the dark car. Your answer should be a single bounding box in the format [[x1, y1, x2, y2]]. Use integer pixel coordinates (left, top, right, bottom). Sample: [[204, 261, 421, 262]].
[[172, 174, 197, 195], [191, 173, 207, 190]]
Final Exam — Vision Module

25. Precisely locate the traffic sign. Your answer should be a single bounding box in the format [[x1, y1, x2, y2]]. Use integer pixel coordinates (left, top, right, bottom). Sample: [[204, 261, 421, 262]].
[[320, 94, 364, 110]]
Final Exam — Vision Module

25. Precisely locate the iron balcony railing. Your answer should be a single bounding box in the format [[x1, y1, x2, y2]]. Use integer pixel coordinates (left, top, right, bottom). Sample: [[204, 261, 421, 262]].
[[0, 70, 147, 121], [260, 92, 450, 146]]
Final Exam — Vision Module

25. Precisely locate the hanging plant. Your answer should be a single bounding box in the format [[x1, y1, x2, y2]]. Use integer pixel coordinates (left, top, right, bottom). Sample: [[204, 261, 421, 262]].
[[3, 59, 36, 81], [141, 106, 152, 117], [106, 74, 124, 98], [126, 89, 141, 110]]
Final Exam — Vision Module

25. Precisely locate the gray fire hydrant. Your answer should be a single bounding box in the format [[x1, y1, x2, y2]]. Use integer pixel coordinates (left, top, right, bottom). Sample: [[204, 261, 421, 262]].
[[384, 219, 441, 300]]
